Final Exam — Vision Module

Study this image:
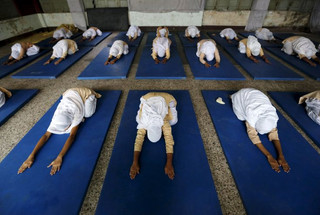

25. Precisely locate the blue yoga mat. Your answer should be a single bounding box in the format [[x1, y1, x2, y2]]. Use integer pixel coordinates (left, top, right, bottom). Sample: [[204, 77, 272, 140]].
[[178, 32, 207, 46], [145, 33, 177, 46], [273, 33, 295, 41], [222, 46, 303, 80], [0, 90, 121, 215], [78, 46, 137, 79], [269, 91, 320, 148], [265, 47, 320, 80], [36, 32, 82, 48], [75, 32, 111, 47], [0, 49, 51, 79], [95, 90, 222, 215], [202, 90, 320, 215], [184, 46, 245, 80], [12, 47, 92, 79], [136, 46, 186, 79], [238, 32, 282, 47], [0, 89, 38, 126], [207, 32, 239, 47], [107, 31, 144, 47]]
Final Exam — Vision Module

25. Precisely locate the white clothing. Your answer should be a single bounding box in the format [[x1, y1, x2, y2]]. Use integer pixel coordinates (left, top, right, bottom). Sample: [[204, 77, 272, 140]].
[[10, 43, 22, 60], [220, 28, 237, 40], [136, 96, 168, 143], [196, 41, 216, 62], [238, 42, 246, 54], [247, 36, 261, 56], [292, 37, 317, 59], [153, 37, 170, 58], [305, 98, 320, 125], [26, 45, 40, 56], [11, 43, 40, 60], [185, 26, 200, 38], [52, 40, 78, 59], [83, 28, 102, 38], [109, 40, 129, 57], [47, 89, 97, 134], [53, 28, 72, 39], [255, 28, 274, 41], [231, 88, 278, 135], [0, 91, 5, 108], [159, 28, 167, 37], [168, 101, 178, 126], [126, 25, 141, 38]]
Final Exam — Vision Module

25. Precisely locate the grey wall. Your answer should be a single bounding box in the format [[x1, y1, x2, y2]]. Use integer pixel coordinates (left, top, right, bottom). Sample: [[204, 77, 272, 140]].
[[0, 0, 20, 21], [39, 0, 70, 13]]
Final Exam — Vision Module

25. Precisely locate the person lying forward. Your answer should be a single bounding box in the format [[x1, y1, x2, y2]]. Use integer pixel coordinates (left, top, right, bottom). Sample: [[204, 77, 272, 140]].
[[18, 87, 101, 175], [104, 40, 129, 65], [130, 92, 178, 180]]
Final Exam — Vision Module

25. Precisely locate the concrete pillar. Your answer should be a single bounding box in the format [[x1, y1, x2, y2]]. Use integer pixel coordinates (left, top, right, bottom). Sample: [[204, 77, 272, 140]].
[[66, 0, 87, 31], [310, 0, 320, 33], [245, 0, 270, 31]]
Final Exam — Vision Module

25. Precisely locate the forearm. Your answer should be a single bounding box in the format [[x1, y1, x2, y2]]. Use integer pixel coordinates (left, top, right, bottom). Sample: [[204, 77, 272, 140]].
[[30, 132, 51, 157], [272, 140, 285, 158], [57, 134, 75, 158], [165, 49, 170, 59], [132, 151, 140, 164], [166, 153, 173, 166], [255, 143, 272, 157], [214, 49, 221, 64]]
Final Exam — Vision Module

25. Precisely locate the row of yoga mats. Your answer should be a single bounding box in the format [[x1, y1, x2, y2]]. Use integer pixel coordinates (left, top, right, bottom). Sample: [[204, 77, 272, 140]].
[[1, 89, 320, 214], [2, 32, 320, 80], [0, 31, 111, 79]]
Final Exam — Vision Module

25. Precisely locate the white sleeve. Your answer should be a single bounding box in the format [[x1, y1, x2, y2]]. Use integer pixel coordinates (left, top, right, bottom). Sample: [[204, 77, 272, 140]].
[[84, 95, 97, 118]]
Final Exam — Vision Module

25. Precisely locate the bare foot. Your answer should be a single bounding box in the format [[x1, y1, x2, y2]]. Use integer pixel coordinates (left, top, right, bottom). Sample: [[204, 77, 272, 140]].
[[278, 156, 290, 173], [267, 155, 280, 173]]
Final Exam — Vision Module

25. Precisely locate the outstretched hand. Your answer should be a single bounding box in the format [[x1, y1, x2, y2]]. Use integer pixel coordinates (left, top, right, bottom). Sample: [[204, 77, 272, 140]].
[[164, 163, 175, 180], [18, 156, 34, 174], [161, 58, 168, 64], [264, 58, 271, 64], [214, 62, 220, 68], [48, 156, 62, 175], [205, 62, 211, 68], [154, 58, 160, 64], [267, 155, 280, 173], [278, 156, 290, 173], [130, 162, 140, 179]]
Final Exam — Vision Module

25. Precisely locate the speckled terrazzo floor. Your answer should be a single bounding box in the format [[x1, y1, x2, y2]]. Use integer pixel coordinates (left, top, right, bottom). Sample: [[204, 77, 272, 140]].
[[1, 30, 320, 215]]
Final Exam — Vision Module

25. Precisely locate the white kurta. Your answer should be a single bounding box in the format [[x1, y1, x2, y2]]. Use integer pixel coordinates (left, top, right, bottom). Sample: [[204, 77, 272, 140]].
[[0, 91, 5, 108], [305, 98, 320, 125], [246, 36, 262, 56], [231, 88, 279, 135], [126, 25, 141, 38], [196, 41, 216, 61], [136, 96, 168, 142], [53, 28, 72, 39], [153, 37, 170, 58], [220, 28, 237, 40], [255, 28, 274, 41], [52, 40, 78, 59], [47, 89, 97, 134], [83, 28, 102, 38], [185, 26, 200, 38], [292, 37, 318, 59], [109, 40, 129, 57]]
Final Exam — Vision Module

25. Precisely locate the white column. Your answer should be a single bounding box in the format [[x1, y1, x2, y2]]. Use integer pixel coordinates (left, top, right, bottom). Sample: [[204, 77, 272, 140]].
[[66, 0, 87, 31], [245, 0, 270, 31]]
